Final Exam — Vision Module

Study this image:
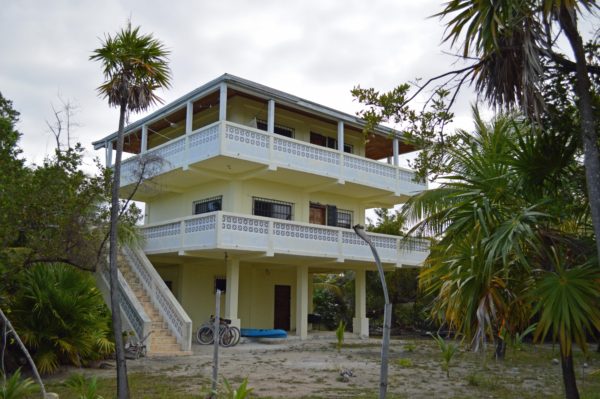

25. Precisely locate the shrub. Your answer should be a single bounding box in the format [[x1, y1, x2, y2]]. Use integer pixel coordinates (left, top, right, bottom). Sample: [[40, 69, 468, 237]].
[[11, 263, 114, 374], [0, 369, 38, 399]]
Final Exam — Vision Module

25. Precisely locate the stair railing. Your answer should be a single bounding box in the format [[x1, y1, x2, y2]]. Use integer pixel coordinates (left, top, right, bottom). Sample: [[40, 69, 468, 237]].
[[122, 246, 193, 351], [97, 264, 153, 348]]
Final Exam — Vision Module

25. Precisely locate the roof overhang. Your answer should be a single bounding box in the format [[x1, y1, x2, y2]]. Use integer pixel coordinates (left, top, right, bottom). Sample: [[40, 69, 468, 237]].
[[92, 73, 413, 154]]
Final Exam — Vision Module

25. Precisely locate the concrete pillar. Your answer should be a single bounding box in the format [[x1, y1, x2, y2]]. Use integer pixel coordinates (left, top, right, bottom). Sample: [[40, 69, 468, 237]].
[[308, 273, 314, 314], [296, 265, 308, 339], [353, 268, 369, 338], [225, 259, 241, 328], [186, 101, 194, 134], [267, 100, 275, 134], [393, 137, 399, 167], [106, 141, 113, 167], [141, 125, 148, 153], [219, 83, 227, 122], [307, 273, 314, 331], [337, 121, 344, 152]]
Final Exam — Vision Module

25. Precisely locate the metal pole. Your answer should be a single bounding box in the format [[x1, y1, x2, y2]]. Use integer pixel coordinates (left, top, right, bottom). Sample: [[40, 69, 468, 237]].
[[0, 308, 47, 398], [211, 289, 221, 398], [353, 224, 391, 399]]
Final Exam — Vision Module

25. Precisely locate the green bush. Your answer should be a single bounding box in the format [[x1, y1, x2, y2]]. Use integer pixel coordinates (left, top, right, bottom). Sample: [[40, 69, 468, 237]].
[[11, 263, 114, 374], [0, 369, 38, 399]]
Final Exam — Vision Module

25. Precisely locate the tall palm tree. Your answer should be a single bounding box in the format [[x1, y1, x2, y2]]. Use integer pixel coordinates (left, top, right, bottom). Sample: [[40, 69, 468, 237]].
[[404, 109, 597, 398], [90, 23, 171, 399], [436, 0, 600, 265]]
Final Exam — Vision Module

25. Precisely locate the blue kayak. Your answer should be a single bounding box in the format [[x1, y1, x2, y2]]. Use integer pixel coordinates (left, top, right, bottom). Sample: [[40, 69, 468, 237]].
[[240, 328, 287, 338]]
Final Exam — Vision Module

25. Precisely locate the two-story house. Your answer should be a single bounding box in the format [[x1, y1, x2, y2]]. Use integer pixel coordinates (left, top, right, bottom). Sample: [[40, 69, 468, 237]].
[[93, 74, 428, 356]]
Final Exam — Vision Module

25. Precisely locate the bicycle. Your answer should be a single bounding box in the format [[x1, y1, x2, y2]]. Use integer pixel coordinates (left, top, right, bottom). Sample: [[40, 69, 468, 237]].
[[125, 331, 151, 359], [196, 316, 240, 347]]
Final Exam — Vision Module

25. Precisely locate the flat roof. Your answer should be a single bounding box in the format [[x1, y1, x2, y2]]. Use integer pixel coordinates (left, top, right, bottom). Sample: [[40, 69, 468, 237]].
[[93, 73, 402, 150]]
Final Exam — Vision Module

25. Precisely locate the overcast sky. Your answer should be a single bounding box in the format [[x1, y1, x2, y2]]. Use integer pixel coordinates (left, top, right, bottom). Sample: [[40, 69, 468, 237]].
[[2, 0, 480, 170]]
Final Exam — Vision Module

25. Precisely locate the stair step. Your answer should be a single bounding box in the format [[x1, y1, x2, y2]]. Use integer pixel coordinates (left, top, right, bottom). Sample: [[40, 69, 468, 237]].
[[151, 334, 177, 343], [150, 343, 184, 352], [147, 350, 192, 357]]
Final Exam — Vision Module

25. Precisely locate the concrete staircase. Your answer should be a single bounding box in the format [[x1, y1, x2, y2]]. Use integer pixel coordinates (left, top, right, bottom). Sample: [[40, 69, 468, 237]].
[[118, 256, 191, 356]]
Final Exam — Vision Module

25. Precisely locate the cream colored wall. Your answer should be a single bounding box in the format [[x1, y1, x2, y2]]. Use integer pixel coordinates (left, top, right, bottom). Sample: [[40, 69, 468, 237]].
[[239, 263, 297, 330], [145, 181, 230, 224], [146, 177, 365, 225], [175, 261, 226, 331], [227, 96, 366, 157], [156, 260, 297, 331], [154, 264, 182, 301]]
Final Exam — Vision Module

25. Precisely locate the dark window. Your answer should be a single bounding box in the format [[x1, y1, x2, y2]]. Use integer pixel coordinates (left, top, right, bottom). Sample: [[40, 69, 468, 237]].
[[326, 205, 338, 227], [256, 119, 294, 138], [193, 196, 222, 215], [336, 209, 353, 229], [310, 132, 352, 153], [253, 197, 293, 220], [215, 276, 226, 293]]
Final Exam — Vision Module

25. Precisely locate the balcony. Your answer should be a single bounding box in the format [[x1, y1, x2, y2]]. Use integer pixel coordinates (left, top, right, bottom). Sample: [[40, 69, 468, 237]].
[[120, 121, 427, 197], [140, 211, 429, 267]]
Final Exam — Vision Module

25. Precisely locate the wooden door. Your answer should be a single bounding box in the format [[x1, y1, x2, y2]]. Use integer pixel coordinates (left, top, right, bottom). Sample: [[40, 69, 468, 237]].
[[309, 204, 326, 225], [274, 285, 291, 330]]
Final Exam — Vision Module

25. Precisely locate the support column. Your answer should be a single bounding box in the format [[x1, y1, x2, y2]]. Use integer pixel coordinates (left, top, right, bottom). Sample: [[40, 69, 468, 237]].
[[267, 100, 275, 133], [219, 83, 227, 122], [186, 101, 194, 134], [224, 259, 241, 328], [337, 121, 344, 152], [353, 268, 369, 338], [393, 137, 399, 167], [141, 125, 148, 154], [296, 265, 308, 339], [106, 141, 113, 167]]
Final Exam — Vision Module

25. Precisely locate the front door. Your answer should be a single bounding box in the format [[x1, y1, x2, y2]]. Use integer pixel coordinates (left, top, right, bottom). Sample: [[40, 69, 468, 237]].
[[274, 285, 291, 330], [309, 203, 326, 225]]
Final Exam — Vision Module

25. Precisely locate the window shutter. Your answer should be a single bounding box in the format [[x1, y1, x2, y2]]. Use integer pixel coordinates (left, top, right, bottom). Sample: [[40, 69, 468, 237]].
[[326, 205, 337, 226]]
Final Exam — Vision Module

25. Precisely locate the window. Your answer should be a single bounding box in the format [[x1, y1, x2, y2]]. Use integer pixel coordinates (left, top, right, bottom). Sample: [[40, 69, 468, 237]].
[[336, 209, 353, 229], [214, 276, 226, 293], [310, 132, 352, 153], [193, 196, 222, 215], [256, 119, 294, 138], [253, 197, 293, 220]]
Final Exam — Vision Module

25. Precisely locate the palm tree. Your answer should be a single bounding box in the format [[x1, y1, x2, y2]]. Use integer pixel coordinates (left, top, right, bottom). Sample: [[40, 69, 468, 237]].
[[12, 263, 114, 374], [90, 23, 171, 399], [435, 0, 600, 265], [404, 109, 597, 398]]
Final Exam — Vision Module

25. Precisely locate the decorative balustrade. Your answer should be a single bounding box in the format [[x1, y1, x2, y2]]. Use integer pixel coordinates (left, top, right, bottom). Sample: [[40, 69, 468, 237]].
[[119, 121, 426, 195], [98, 266, 152, 343], [141, 212, 429, 266], [122, 246, 193, 351]]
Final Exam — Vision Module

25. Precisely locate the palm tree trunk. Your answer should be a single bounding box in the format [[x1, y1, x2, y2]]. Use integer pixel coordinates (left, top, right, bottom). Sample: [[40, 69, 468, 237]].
[[109, 99, 130, 399], [559, 345, 580, 399], [558, 6, 600, 264]]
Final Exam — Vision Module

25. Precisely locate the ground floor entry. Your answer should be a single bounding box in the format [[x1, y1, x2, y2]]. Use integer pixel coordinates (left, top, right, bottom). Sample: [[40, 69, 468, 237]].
[[153, 258, 370, 339]]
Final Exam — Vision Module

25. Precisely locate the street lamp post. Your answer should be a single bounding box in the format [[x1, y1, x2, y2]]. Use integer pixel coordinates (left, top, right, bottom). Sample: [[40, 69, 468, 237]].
[[353, 224, 391, 399]]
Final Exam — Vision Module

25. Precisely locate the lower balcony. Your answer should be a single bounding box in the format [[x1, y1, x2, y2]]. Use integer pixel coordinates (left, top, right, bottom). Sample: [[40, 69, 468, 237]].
[[140, 211, 429, 267]]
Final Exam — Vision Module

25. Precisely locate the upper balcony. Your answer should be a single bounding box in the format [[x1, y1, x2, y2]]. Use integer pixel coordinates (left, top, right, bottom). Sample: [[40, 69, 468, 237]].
[[93, 74, 427, 205], [118, 120, 426, 200]]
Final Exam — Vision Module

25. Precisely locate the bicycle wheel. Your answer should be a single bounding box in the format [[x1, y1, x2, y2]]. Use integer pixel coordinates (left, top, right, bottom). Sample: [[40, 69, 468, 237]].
[[229, 326, 240, 346], [220, 326, 233, 347], [196, 326, 214, 344]]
